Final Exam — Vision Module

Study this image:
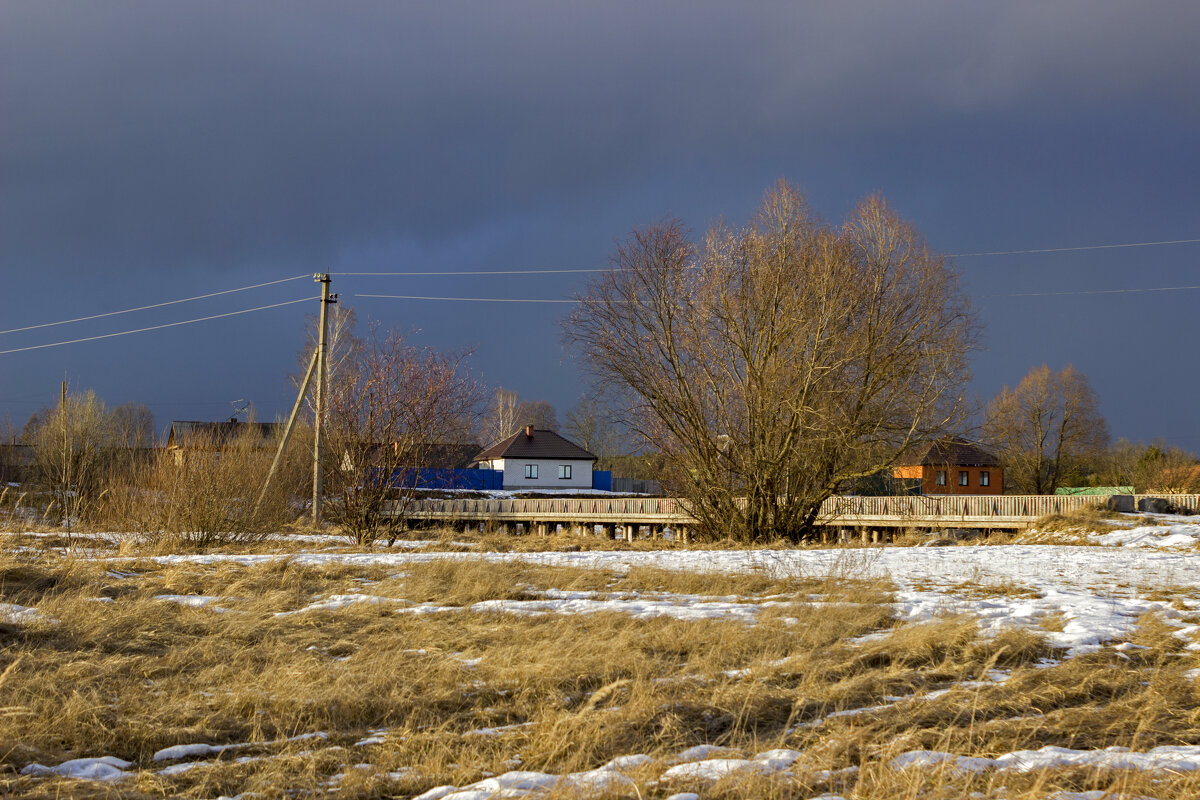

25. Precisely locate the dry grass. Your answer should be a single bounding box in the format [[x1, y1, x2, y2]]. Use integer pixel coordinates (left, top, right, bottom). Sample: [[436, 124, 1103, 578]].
[[2, 546, 1200, 799], [1028, 507, 1137, 539]]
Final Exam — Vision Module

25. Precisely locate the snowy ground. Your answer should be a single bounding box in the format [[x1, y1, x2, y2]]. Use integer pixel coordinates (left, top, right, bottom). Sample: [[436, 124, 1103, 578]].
[[7, 517, 1200, 799], [134, 540, 1200, 657]]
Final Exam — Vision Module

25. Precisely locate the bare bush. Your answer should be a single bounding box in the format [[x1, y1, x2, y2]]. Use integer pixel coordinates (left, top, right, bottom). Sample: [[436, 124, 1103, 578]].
[[566, 182, 976, 542], [99, 428, 302, 548], [26, 390, 115, 530]]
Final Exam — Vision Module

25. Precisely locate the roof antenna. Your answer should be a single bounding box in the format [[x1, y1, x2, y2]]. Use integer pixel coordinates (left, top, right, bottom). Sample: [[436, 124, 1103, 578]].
[[230, 399, 250, 421]]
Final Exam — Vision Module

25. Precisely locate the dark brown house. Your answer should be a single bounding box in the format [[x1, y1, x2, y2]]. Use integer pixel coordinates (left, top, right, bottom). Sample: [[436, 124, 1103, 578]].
[[892, 439, 1002, 495]]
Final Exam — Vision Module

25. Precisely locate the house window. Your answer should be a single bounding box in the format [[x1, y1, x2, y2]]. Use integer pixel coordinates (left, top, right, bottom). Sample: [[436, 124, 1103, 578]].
[[935, 470, 947, 486], [959, 470, 969, 486], [980, 471, 990, 487], [524, 464, 538, 479], [558, 464, 572, 480]]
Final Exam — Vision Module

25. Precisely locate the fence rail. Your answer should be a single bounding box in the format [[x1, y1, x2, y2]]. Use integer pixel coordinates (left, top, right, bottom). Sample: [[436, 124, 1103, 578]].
[[402, 492, 1179, 532]]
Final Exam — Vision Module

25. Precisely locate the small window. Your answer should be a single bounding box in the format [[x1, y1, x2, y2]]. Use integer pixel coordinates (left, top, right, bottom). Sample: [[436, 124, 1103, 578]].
[[524, 464, 538, 479], [980, 471, 990, 487], [558, 464, 572, 480], [935, 470, 947, 486], [959, 470, 969, 486]]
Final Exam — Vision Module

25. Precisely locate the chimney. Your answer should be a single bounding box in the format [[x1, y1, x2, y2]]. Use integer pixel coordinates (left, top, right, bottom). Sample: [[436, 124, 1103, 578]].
[[525, 425, 534, 439]]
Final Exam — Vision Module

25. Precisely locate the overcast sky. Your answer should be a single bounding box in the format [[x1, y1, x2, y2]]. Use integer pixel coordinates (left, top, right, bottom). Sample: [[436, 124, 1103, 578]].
[[2, 1, 1198, 447]]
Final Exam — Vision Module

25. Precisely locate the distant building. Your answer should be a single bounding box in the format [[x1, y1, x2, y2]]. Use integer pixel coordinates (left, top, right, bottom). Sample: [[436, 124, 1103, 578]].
[[892, 439, 1002, 495], [0, 443, 35, 484], [472, 426, 597, 489], [166, 418, 282, 465]]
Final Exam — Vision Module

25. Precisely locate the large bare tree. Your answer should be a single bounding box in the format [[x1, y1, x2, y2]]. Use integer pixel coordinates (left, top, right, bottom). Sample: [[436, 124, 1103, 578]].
[[984, 364, 1109, 493], [325, 327, 482, 545], [565, 181, 977, 542]]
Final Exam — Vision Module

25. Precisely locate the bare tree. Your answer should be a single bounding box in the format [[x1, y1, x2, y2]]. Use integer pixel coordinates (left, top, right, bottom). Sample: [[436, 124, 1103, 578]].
[[20, 408, 50, 444], [565, 182, 977, 542], [1093, 438, 1198, 493], [108, 402, 157, 479], [29, 390, 115, 529], [564, 393, 621, 456], [0, 413, 19, 485], [294, 304, 361, 416], [111, 403, 155, 449], [483, 388, 520, 444], [984, 364, 1109, 494], [325, 327, 483, 545], [515, 399, 558, 432]]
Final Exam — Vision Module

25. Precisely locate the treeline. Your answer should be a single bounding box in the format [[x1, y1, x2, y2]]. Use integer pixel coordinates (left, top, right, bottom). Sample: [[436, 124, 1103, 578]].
[[981, 364, 1199, 494]]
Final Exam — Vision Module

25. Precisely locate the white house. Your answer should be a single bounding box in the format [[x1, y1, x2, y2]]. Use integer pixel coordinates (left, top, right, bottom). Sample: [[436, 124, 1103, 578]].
[[472, 426, 597, 490]]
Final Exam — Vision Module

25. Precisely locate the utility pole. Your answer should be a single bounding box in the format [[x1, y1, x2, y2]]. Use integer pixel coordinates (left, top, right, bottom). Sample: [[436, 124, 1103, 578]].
[[312, 273, 337, 525], [255, 348, 319, 514]]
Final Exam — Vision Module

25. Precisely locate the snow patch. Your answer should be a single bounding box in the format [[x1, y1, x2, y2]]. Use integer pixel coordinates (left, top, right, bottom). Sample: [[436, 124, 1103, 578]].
[[20, 756, 132, 782], [890, 744, 1200, 774], [0, 602, 55, 625]]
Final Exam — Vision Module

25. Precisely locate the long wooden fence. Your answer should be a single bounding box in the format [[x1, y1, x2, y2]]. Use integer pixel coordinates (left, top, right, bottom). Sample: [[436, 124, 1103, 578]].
[[402, 492, 1196, 537]]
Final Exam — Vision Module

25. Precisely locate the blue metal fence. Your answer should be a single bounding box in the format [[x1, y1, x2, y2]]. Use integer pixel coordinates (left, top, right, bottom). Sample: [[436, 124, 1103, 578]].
[[377, 467, 504, 491]]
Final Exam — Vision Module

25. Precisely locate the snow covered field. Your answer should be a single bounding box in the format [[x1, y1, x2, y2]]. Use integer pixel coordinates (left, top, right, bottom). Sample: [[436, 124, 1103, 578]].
[[3, 520, 1200, 799], [144, 538, 1200, 657]]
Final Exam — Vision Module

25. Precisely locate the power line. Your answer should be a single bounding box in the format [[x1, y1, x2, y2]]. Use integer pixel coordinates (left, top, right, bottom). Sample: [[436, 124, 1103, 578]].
[[342, 268, 627, 276], [0, 297, 315, 356], [949, 237, 1200, 257], [0, 274, 310, 336], [359, 282, 1200, 305], [355, 293, 580, 304], [340, 237, 1200, 278], [987, 284, 1200, 298]]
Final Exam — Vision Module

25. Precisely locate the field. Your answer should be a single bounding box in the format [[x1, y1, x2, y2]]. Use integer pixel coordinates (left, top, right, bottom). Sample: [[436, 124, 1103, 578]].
[[3, 515, 1200, 800]]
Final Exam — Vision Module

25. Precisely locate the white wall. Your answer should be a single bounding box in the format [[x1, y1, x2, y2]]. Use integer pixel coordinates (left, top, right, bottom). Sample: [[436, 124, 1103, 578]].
[[487, 458, 593, 489]]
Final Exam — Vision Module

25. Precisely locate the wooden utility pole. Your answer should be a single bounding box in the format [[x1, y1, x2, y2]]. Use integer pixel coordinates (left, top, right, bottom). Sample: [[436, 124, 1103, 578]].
[[255, 348, 319, 514], [312, 274, 336, 525]]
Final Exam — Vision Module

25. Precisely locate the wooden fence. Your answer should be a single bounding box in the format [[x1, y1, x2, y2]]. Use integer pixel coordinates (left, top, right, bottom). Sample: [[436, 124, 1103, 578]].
[[402, 492, 1179, 533]]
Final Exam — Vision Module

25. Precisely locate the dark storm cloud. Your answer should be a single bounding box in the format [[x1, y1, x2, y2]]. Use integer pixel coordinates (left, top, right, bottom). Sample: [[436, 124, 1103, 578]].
[[2, 1, 1200, 445], [3, 1, 1197, 274]]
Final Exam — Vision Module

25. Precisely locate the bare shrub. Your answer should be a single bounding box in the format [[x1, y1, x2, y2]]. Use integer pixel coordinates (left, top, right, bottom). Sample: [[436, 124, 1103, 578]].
[[99, 427, 301, 548], [26, 390, 115, 531]]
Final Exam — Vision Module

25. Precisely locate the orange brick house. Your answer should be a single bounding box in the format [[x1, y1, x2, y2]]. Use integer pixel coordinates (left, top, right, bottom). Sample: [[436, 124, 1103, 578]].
[[892, 439, 1002, 495]]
